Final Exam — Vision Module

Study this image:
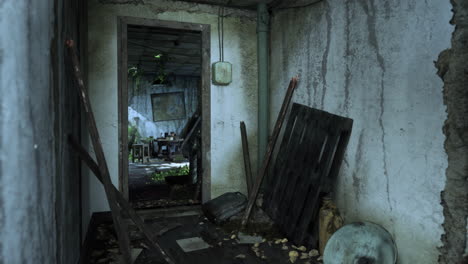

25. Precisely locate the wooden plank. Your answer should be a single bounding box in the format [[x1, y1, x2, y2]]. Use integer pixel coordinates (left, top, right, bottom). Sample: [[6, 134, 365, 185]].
[[200, 24, 211, 203], [274, 108, 312, 226], [118, 17, 130, 200], [263, 104, 300, 218], [266, 106, 306, 220], [66, 39, 132, 264], [240, 77, 298, 228], [286, 130, 331, 241], [240, 122, 253, 195], [263, 104, 299, 199], [68, 136, 176, 264], [293, 132, 341, 244], [283, 117, 328, 237], [180, 116, 201, 151], [261, 103, 354, 247]]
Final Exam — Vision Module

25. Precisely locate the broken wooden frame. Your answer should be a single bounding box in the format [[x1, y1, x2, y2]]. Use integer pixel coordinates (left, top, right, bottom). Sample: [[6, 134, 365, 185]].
[[240, 121, 253, 195], [66, 40, 175, 264], [118, 17, 212, 203], [241, 77, 299, 228], [263, 103, 353, 247]]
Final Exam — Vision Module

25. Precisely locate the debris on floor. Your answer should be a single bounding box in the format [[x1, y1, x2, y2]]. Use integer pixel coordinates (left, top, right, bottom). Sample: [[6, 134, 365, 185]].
[[202, 192, 247, 224], [237, 232, 264, 244], [86, 212, 325, 264], [176, 237, 211, 252], [83, 80, 359, 264]]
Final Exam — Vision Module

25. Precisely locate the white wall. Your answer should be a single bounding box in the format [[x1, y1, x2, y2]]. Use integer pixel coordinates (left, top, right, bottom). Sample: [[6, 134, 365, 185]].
[[84, 0, 258, 227], [269, 0, 452, 263]]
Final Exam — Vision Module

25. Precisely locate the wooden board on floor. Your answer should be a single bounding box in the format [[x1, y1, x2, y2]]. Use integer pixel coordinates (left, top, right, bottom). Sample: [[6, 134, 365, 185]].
[[263, 103, 353, 247]]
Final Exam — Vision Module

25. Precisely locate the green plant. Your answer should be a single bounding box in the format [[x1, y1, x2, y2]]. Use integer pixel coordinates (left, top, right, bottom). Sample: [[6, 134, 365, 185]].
[[153, 53, 169, 84], [128, 124, 141, 151], [128, 66, 144, 91], [151, 165, 190, 182]]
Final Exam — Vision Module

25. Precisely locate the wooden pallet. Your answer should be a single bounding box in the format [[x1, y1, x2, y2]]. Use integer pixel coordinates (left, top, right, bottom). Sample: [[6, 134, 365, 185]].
[[263, 103, 353, 247]]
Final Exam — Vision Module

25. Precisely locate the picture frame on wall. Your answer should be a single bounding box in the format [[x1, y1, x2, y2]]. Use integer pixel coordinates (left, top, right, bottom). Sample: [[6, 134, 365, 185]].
[[151, 92, 186, 122]]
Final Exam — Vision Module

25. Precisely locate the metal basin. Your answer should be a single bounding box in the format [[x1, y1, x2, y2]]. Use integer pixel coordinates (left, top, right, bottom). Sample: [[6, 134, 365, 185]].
[[324, 222, 397, 264]]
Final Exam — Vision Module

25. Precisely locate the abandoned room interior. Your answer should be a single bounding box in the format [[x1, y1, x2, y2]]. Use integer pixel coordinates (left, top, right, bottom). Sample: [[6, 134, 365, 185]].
[[0, 0, 467, 263]]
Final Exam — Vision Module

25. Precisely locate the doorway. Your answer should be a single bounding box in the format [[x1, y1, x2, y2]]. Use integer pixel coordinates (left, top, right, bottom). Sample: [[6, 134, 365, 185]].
[[118, 17, 211, 209]]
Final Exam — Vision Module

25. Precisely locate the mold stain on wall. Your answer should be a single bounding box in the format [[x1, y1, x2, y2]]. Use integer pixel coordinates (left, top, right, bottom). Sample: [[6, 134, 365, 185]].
[[269, 0, 453, 263]]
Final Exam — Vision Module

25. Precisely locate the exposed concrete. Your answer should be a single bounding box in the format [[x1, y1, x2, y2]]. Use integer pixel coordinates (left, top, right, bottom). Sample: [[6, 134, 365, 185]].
[[128, 76, 199, 138], [85, 0, 258, 229], [269, 0, 453, 263], [435, 0, 468, 263], [0, 0, 83, 263]]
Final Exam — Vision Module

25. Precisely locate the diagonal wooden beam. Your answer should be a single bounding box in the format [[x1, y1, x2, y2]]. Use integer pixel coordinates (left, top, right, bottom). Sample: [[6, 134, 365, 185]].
[[66, 39, 132, 264], [240, 121, 253, 196], [68, 136, 175, 264], [240, 76, 298, 228]]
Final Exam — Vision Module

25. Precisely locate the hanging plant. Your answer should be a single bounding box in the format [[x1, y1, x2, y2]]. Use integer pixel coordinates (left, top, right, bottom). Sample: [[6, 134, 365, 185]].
[[152, 53, 169, 85], [128, 66, 144, 91]]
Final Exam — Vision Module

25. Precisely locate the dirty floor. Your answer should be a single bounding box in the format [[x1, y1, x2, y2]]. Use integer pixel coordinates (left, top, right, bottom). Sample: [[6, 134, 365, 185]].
[[88, 210, 323, 264], [129, 160, 198, 210]]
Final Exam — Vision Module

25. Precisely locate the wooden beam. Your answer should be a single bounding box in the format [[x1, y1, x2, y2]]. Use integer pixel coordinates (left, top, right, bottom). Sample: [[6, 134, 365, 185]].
[[66, 39, 133, 264], [180, 116, 201, 151], [240, 76, 298, 228], [68, 136, 176, 264], [240, 122, 253, 195]]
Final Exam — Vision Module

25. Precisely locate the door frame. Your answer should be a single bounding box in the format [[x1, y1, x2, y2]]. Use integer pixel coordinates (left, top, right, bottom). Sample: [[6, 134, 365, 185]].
[[117, 16, 211, 203]]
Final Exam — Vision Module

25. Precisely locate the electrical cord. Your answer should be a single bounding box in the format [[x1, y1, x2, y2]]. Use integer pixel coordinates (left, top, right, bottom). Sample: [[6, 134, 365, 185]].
[[217, 0, 231, 62]]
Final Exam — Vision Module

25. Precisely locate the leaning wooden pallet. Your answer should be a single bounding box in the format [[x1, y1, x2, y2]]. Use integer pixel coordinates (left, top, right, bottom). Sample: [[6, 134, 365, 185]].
[[240, 76, 299, 228], [66, 40, 175, 264]]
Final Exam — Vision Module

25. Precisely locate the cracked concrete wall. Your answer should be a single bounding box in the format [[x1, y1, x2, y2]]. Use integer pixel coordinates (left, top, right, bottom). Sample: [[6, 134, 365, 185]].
[[0, 0, 84, 263], [85, 0, 258, 227], [270, 0, 453, 263], [435, 0, 468, 263]]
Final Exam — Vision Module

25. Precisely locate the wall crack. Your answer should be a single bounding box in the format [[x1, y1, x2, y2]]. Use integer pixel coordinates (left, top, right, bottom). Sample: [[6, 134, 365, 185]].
[[320, 0, 331, 109]]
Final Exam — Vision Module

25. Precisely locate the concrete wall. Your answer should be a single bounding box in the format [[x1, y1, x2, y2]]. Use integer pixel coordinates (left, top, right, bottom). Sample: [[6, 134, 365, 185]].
[[128, 75, 199, 138], [0, 0, 84, 263], [435, 0, 468, 262], [269, 1, 452, 263], [85, 0, 258, 222]]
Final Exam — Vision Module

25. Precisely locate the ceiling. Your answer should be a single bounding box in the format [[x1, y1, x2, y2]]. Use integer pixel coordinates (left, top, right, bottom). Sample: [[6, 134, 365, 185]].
[[176, 0, 273, 9], [127, 25, 202, 77], [172, 0, 322, 9]]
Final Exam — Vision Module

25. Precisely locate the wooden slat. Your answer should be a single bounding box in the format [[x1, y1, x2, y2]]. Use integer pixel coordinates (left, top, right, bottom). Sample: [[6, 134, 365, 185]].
[[66, 39, 132, 264], [261, 103, 353, 247], [180, 116, 201, 151], [284, 118, 328, 237], [293, 132, 341, 244], [263, 104, 300, 217], [240, 122, 253, 195], [240, 77, 298, 228], [274, 108, 312, 226], [68, 136, 176, 264], [265, 105, 305, 220]]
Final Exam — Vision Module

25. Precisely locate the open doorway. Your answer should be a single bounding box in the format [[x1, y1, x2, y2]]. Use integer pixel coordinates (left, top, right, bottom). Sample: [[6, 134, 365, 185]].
[[118, 17, 211, 210]]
